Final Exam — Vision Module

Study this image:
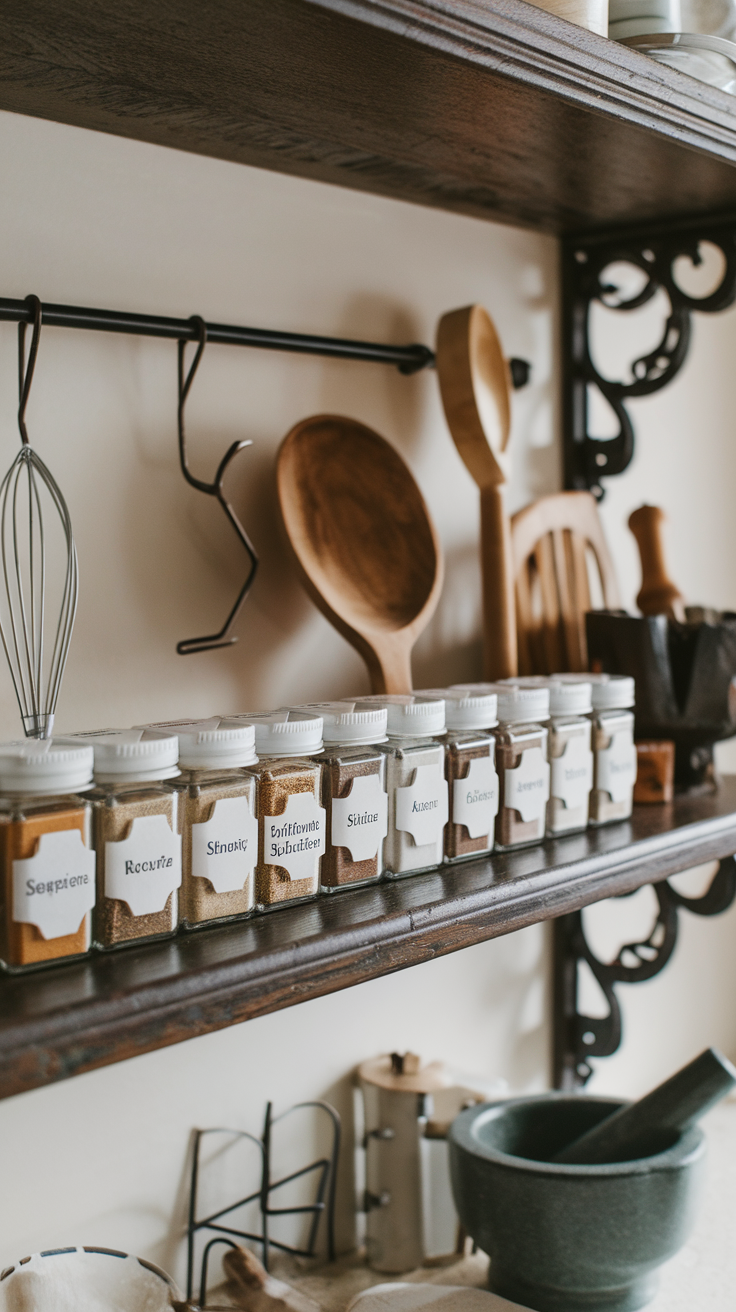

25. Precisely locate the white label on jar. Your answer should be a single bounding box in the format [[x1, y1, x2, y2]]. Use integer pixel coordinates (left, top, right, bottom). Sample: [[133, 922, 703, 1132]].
[[505, 746, 550, 823], [597, 728, 637, 802], [453, 756, 499, 839], [105, 814, 182, 915], [331, 773, 388, 862], [551, 734, 593, 811], [395, 763, 449, 846], [264, 790, 326, 881], [191, 795, 258, 892], [13, 829, 96, 941]]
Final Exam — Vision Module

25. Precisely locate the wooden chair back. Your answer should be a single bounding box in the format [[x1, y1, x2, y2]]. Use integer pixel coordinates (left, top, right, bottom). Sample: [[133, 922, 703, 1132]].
[[510, 491, 621, 674]]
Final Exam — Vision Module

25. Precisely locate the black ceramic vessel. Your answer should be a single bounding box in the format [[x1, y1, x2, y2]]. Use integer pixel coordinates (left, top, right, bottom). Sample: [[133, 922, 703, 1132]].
[[585, 611, 736, 788], [449, 1095, 705, 1312]]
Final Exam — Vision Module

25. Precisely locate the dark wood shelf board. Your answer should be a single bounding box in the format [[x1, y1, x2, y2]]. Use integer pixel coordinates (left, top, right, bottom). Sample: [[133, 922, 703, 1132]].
[[2, 779, 736, 1101], [3, 0, 736, 235]]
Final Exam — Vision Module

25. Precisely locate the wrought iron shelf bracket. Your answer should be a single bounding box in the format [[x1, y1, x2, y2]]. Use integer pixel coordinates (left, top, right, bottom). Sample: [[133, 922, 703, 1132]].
[[553, 854, 736, 1089], [562, 215, 736, 498]]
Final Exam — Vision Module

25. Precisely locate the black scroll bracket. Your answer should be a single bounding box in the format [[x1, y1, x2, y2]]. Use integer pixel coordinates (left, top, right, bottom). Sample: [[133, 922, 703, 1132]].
[[562, 217, 736, 498], [553, 855, 736, 1089]]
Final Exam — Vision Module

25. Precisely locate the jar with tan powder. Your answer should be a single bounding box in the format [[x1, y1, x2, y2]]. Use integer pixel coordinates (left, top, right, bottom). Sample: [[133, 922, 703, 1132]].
[[143, 717, 259, 929], [232, 711, 325, 912], [353, 696, 449, 878], [0, 740, 95, 972], [494, 682, 551, 850], [424, 687, 499, 862], [68, 729, 182, 950], [290, 702, 388, 893]]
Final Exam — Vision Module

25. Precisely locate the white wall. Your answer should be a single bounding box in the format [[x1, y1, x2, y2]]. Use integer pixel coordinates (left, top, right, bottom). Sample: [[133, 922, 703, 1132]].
[[0, 108, 735, 1289]]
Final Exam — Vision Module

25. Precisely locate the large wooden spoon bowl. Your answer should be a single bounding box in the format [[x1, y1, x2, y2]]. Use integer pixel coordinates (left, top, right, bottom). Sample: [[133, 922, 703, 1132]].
[[277, 415, 443, 693]]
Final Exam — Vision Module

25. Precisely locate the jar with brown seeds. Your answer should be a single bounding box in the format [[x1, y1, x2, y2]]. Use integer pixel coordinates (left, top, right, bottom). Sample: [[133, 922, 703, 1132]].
[[143, 717, 259, 929], [0, 741, 95, 973], [66, 729, 181, 949], [228, 711, 325, 912], [289, 702, 388, 892], [423, 687, 499, 863], [494, 682, 550, 850]]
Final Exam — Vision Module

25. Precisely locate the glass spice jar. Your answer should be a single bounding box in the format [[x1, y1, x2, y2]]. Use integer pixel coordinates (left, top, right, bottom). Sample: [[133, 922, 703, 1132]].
[[492, 682, 551, 849], [0, 740, 95, 972], [290, 702, 388, 893], [507, 676, 594, 835], [421, 687, 499, 862], [588, 675, 637, 825], [231, 711, 325, 912], [142, 717, 259, 929], [68, 729, 182, 950], [353, 696, 449, 879]]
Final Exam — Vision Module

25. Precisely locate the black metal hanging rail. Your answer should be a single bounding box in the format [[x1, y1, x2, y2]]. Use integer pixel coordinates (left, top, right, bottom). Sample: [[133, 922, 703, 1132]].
[[0, 296, 435, 374]]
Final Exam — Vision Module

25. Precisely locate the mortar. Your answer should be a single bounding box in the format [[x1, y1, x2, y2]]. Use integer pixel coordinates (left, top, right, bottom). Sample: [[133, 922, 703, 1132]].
[[449, 1095, 706, 1312]]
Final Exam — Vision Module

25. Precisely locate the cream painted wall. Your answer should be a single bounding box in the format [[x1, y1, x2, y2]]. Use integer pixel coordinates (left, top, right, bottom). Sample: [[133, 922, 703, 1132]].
[[0, 107, 734, 1290]]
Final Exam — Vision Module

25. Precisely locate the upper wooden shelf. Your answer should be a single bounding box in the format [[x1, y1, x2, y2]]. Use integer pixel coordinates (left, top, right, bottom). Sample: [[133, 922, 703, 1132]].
[[2, 779, 736, 1101], [3, 0, 736, 234]]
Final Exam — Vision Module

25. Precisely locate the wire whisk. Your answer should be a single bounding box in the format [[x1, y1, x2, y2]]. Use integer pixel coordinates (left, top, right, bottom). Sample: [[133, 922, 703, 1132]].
[[0, 295, 79, 738]]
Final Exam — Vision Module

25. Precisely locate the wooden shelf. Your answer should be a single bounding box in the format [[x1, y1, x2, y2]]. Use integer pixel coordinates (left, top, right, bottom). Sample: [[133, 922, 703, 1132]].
[[2, 0, 736, 235], [2, 779, 736, 1101]]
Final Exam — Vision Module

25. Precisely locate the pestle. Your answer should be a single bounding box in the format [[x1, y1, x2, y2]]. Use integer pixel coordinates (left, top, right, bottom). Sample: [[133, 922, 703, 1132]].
[[553, 1047, 736, 1165], [628, 504, 686, 621]]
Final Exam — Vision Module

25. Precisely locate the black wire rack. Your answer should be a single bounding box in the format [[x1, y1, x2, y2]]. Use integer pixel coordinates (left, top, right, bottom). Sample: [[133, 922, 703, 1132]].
[[186, 1100, 341, 1307]]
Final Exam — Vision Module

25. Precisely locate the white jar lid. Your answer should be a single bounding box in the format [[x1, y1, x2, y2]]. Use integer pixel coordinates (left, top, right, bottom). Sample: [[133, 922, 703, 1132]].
[[419, 687, 498, 730], [535, 676, 593, 716], [551, 672, 636, 711], [495, 679, 551, 724], [137, 717, 258, 769], [64, 729, 180, 783], [0, 739, 94, 796], [289, 702, 388, 746], [350, 694, 446, 738], [229, 710, 324, 757]]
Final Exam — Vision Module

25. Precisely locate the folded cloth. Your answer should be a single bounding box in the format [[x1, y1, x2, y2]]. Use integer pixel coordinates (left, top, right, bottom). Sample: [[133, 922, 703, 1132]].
[[346, 1285, 533, 1312], [0, 1248, 179, 1312]]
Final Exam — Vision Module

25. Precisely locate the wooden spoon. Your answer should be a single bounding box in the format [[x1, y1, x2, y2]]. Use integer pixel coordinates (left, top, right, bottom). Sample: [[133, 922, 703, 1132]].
[[277, 415, 443, 693], [435, 304, 518, 680]]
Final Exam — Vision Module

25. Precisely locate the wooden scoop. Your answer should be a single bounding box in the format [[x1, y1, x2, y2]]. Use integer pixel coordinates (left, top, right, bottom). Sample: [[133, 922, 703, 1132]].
[[628, 504, 685, 621], [277, 415, 443, 694], [435, 305, 517, 679]]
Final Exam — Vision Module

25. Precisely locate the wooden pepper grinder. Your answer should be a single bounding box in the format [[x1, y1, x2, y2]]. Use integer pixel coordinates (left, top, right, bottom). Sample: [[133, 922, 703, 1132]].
[[628, 504, 685, 621]]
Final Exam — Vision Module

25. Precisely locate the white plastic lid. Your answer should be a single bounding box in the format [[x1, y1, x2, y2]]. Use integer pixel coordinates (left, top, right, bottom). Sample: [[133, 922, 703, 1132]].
[[229, 710, 324, 757], [63, 729, 180, 783], [500, 675, 593, 716], [552, 672, 635, 711], [288, 702, 388, 746], [418, 687, 498, 731], [0, 739, 94, 796], [495, 679, 551, 724], [137, 717, 258, 769], [350, 695, 446, 738]]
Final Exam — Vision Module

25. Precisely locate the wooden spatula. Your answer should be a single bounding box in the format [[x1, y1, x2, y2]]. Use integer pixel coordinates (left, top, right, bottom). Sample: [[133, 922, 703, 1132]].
[[436, 304, 517, 679], [277, 414, 443, 694]]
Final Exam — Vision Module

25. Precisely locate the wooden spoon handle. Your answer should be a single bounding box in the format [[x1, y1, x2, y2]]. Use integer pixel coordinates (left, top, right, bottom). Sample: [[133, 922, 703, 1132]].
[[481, 484, 518, 679], [628, 504, 685, 621], [367, 635, 414, 695]]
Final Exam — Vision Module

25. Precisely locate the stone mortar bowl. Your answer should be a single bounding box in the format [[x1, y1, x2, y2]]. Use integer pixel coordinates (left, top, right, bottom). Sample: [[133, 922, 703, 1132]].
[[449, 1095, 706, 1312]]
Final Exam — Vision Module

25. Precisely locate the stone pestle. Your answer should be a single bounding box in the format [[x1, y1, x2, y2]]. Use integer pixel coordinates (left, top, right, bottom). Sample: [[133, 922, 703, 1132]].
[[553, 1047, 736, 1165]]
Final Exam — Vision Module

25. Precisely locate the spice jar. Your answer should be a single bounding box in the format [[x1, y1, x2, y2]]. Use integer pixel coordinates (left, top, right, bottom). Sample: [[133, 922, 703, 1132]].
[[290, 702, 388, 893], [232, 711, 325, 912], [588, 675, 637, 825], [353, 696, 449, 878], [492, 682, 551, 849], [0, 740, 95, 972], [507, 676, 593, 835], [68, 729, 181, 950], [143, 717, 259, 929], [421, 687, 499, 862]]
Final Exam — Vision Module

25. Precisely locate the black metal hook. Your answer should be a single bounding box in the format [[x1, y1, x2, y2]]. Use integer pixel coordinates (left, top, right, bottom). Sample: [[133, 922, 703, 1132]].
[[177, 315, 259, 655], [18, 295, 42, 446]]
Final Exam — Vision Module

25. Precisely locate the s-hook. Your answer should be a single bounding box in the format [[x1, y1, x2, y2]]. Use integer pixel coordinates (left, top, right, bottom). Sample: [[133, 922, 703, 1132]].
[[177, 316, 258, 654]]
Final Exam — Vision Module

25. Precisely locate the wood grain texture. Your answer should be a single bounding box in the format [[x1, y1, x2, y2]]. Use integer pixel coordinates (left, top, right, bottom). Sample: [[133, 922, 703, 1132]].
[[629, 504, 686, 620], [277, 414, 443, 693], [2, 780, 736, 1101], [3, 0, 736, 234]]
